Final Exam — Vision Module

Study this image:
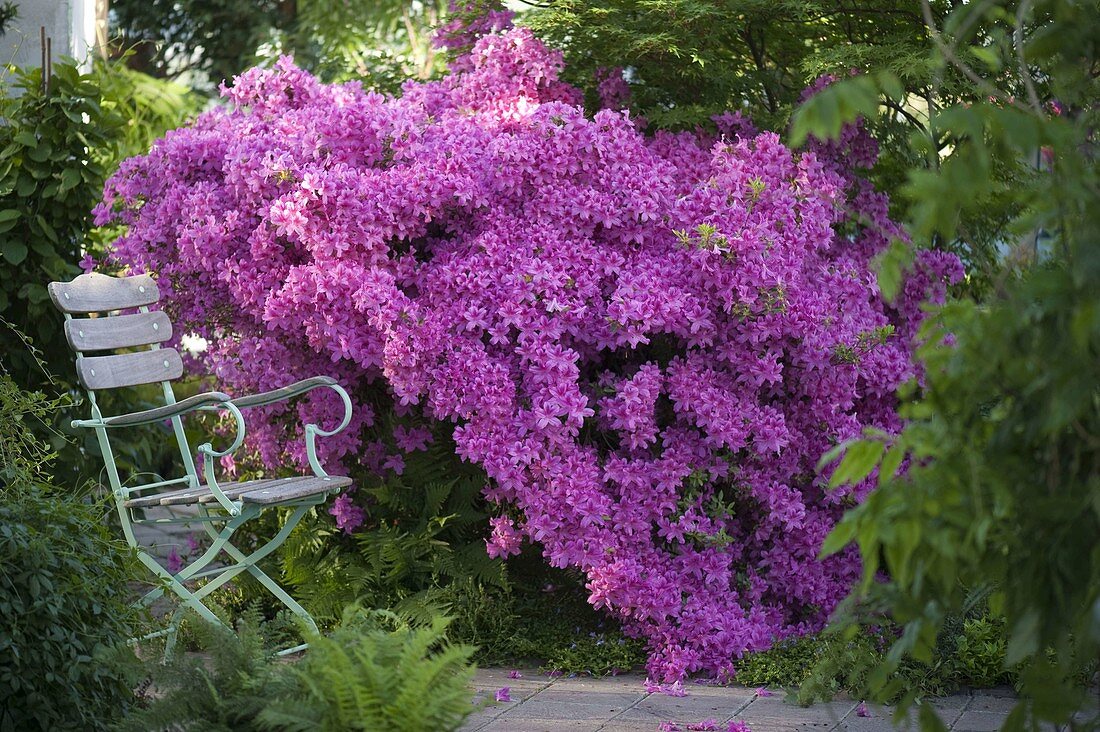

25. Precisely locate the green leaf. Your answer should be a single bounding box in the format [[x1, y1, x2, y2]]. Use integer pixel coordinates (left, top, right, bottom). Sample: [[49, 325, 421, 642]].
[[26, 142, 53, 162], [918, 701, 949, 732], [1, 240, 29, 265], [1005, 610, 1040, 665], [13, 131, 37, 147], [875, 71, 904, 103], [828, 439, 885, 488], [878, 445, 904, 488], [816, 439, 850, 472], [874, 239, 913, 303], [16, 175, 37, 197], [820, 519, 857, 556], [34, 215, 58, 244], [59, 166, 81, 193], [970, 46, 1002, 71], [21, 284, 50, 304]]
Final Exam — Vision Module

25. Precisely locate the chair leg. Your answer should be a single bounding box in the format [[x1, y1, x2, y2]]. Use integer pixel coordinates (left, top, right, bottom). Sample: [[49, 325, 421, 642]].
[[191, 502, 324, 649], [222, 504, 320, 633], [133, 501, 322, 655], [128, 512, 254, 656], [163, 606, 185, 661], [132, 549, 230, 662], [135, 550, 228, 629]]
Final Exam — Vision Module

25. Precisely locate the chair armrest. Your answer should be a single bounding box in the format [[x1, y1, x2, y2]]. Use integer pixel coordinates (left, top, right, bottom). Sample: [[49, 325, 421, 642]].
[[72, 391, 233, 429], [229, 376, 354, 477], [229, 376, 338, 409]]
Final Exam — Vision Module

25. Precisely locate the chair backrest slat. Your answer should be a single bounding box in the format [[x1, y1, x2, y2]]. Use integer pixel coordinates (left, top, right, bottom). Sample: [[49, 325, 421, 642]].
[[64, 311, 173, 352], [76, 349, 184, 390], [48, 272, 159, 314]]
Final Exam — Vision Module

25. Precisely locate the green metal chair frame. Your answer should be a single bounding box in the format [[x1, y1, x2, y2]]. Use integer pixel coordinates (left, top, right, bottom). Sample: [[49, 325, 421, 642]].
[[48, 272, 354, 656]]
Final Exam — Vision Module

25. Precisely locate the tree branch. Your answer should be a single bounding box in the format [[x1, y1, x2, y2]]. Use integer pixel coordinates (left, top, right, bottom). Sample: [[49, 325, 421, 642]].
[[1013, 0, 1043, 112], [920, 0, 1030, 113]]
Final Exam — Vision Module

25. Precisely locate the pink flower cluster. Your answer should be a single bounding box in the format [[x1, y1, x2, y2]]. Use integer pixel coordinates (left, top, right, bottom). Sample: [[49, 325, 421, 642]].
[[96, 16, 959, 681]]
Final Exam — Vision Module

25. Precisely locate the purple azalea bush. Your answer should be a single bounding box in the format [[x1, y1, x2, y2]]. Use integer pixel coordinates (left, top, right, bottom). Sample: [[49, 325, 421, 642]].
[[96, 13, 960, 681]]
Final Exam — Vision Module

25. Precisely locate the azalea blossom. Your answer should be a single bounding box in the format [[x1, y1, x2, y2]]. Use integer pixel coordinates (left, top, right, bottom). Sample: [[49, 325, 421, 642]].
[[98, 9, 960, 682]]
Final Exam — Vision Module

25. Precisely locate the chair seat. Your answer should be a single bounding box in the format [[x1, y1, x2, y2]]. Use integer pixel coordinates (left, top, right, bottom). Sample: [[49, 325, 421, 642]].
[[124, 475, 352, 508]]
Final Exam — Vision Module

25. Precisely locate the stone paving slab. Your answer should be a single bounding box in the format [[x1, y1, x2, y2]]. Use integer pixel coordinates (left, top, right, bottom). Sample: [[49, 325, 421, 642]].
[[461, 670, 1019, 732], [952, 711, 1008, 732], [130, 504, 204, 560]]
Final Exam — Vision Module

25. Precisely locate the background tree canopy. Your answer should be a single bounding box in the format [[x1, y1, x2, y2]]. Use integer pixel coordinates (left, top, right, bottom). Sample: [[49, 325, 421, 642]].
[[109, 0, 448, 93], [525, 0, 1044, 286]]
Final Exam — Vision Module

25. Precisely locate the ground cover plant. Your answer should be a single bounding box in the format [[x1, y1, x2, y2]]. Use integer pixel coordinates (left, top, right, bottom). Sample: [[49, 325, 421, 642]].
[[124, 608, 477, 732], [96, 9, 958, 681], [437, 557, 649, 675]]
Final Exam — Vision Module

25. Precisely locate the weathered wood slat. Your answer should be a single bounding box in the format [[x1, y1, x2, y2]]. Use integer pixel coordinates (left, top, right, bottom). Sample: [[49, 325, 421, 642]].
[[64, 311, 172, 352], [192, 478, 282, 505], [48, 272, 159, 314], [241, 475, 350, 505], [232, 376, 338, 409], [77, 348, 184, 390], [123, 475, 351, 508], [124, 484, 207, 508], [101, 390, 231, 427], [124, 478, 275, 508]]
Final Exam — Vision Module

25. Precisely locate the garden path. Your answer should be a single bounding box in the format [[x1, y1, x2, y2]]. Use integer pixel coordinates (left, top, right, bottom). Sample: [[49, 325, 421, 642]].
[[464, 668, 1018, 732]]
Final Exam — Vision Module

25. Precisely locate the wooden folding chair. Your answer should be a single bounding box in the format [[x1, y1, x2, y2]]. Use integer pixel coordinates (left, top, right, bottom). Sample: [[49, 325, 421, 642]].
[[49, 272, 353, 656]]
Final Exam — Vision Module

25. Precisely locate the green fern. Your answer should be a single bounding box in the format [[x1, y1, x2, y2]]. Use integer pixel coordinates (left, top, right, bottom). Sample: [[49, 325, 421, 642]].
[[258, 611, 477, 732], [122, 607, 478, 732], [279, 431, 505, 624], [120, 609, 288, 732]]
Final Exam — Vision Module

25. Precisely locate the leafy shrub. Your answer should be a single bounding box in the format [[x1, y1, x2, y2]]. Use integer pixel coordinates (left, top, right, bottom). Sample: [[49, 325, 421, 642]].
[[734, 635, 823, 689], [120, 611, 284, 732], [739, 612, 1017, 699], [945, 615, 1012, 688], [0, 58, 195, 493], [124, 609, 478, 732], [0, 348, 68, 482], [0, 488, 145, 726], [97, 12, 959, 680], [0, 62, 118, 388], [796, 0, 1100, 726], [431, 577, 521, 665], [0, 379, 143, 731], [0, 488, 144, 731], [0, 59, 194, 388]]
